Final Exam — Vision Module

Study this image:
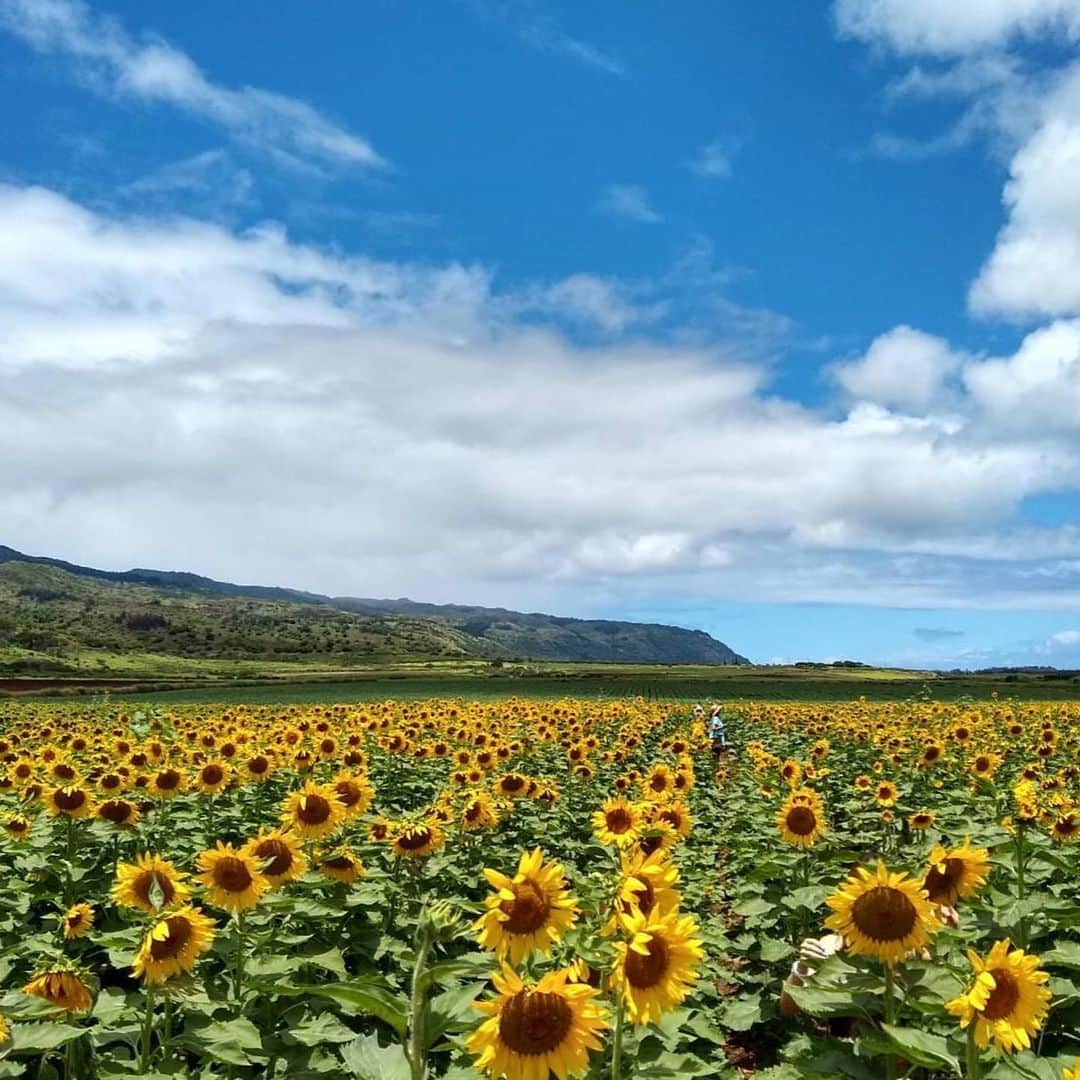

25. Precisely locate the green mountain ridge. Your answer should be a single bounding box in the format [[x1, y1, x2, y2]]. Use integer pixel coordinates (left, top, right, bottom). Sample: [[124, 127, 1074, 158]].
[[0, 546, 748, 671]]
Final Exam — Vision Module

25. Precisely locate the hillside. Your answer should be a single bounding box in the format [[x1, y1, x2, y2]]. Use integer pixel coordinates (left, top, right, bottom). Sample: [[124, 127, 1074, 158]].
[[0, 546, 747, 674]]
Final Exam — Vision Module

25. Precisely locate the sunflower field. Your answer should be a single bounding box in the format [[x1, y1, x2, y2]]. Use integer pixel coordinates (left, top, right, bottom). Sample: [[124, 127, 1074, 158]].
[[2, 696, 1080, 1080]]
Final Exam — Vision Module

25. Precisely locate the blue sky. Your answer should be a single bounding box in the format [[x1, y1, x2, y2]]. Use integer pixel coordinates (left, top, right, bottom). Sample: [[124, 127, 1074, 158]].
[[3, 0, 1080, 668]]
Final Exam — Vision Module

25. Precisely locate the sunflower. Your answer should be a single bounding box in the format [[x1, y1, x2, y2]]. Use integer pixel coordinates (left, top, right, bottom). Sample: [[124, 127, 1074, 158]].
[[23, 968, 93, 1013], [651, 800, 693, 840], [592, 798, 642, 847], [494, 773, 530, 799], [44, 784, 95, 818], [874, 781, 899, 808], [909, 810, 936, 831], [196, 842, 269, 912], [923, 841, 990, 907], [195, 760, 230, 795], [132, 906, 216, 984], [97, 798, 140, 828], [642, 764, 675, 801], [476, 848, 579, 963], [946, 939, 1051, 1053], [825, 862, 940, 965], [604, 849, 680, 935], [460, 791, 500, 831], [776, 790, 826, 848], [1050, 808, 1080, 844], [332, 773, 374, 819], [62, 902, 94, 939], [0, 1012, 7, 1046], [779, 759, 802, 787], [4, 814, 33, 841], [148, 767, 185, 799], [391, 821, 445, 859], [112, 853, 192, 913], [242, 753, 273, 783], [610, 908, 704, 1025], [280, 781, 345, 840], [635, 820, 679, 858], [467, 964, 608, 1080], [242, 829, 308, 888], [971, 751, 1003, 782], [319, 847, 365, 884]]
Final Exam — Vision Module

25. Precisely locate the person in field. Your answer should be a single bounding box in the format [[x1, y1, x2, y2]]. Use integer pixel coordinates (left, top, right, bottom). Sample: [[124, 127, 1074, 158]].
[[708, 703, 727, 757]]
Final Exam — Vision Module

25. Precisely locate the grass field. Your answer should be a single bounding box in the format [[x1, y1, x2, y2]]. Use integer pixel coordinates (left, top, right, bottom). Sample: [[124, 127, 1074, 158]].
[[12, 660, 1080, 704]]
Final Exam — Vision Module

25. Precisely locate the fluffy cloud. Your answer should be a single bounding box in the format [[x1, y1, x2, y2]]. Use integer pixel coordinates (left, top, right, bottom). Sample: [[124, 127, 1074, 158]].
[[0, 0, 382, 170], [835, 0, 1080, 55], [831, 325, 964, 410], [5, 183, 1080, 610]]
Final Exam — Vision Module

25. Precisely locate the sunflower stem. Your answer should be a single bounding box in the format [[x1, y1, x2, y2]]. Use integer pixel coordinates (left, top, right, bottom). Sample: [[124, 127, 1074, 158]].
[[406, 918, 434, 1080], [965, 1021, 980, 1080], [232, 913, 246, 1012], [882, 963, 897, 1080], [1015, 821, 1029, 949], [139, 986, 155, 1073], [611, 995, 625, 1080]]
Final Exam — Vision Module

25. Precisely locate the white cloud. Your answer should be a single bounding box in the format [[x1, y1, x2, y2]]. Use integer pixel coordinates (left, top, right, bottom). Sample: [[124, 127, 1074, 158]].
[[516, 17, 624, 76], [689, 141, 735, 179], [513, 274, 666, 334], [835, 0, 1080, 55], [0, 0, 383, 170], [597, 185, 663, 224], [832, 325, 965, 410], [6, 184, 1080, 611], [1049, 628, 1080, 645]]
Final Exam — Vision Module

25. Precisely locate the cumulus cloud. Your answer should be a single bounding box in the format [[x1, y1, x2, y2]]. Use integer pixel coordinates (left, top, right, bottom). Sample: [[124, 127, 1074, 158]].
[[597, 185, 663, 224], [831, 325, 965, 410], [6, 184, 1080, 610], [0, 0, 383, 170], [835, 0, 1080, 55]]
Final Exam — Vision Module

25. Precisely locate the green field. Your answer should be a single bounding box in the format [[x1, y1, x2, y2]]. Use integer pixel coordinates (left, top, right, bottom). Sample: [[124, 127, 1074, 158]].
[[12, 660, 1080, 705]]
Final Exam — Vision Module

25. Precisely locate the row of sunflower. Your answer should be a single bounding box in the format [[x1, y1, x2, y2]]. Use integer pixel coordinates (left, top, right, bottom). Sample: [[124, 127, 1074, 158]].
[[0, 697, 728, 1078]]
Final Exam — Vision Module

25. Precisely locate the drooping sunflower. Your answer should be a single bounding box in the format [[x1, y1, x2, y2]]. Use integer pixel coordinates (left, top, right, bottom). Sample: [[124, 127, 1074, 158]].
[[945, 939, 1051, 1053], [132, 906, 216, 984], [460, 791, 500, 832], [909, 810, 936, 831], [1050, 807, 1080, 844], [776, 789, 826, 848], [319, 847, 366, 884], [825, 862, 940, 965], [62, 902, 94, 939], [610, 908, 704, 1025], [4, 814, 33, 841], [280, 781, 345, 840], [112, 853, 192, 913], [923, 841, 990, 907], [23, 968, 93, 1013], [467, 964, 608, 1080], [391, 821, 445, 859], [476, 848, 579, 963], [241, 829, 308, 889], [604, 848, 680, 935], [44, 784, 95, 818], [591, 797, 642, 847], [195, 842, 269, 912]]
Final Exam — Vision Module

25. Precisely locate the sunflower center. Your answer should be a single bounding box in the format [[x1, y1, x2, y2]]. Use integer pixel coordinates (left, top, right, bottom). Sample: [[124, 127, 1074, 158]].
[[786, 806, 817, 836], [201, 765, 224, 785], [335, 781, 361, 807], [501, 776, 525, 793], [213, 857, 254, 893], [150, 916, 192, 960], [498, 989, 573, 1056], [850, 885, 917, 942], [639, 834, 664, 856], [624, 936, 670, 989], [627, 878, 656, 917], [53, 764, 76, 781], [296, 794, 331, 825], [465, 801, 482, 822], [156, 770, 181, 790], [501, 881, 552, 934], [135, 871, 175, 906], [658, 809, 682, 830], [248, 755, 269, 774], [100, 800, 132, 823], [649, 774, 667, 792], [981, 969, 1020, 1021], [396, 828, 432, 851], [255, 839, 293, 876], [924, 859, 964, 904], [53, 789, 86, 811], [323, 855, 354, 870], [606, 808, 633, 834]]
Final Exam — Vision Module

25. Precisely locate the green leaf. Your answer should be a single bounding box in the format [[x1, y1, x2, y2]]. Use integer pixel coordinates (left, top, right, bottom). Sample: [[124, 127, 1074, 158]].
[[8, 1022, 85, 1054], [759, 937, 795, 963], [251, 980, 408, 1036], [286, 1013, 358, 1047], [720, 994, 762, 1032], [340, 1033, 412, 1080], [860, 1024, 961, 1076], [179, 1017, 263, 1066]]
